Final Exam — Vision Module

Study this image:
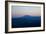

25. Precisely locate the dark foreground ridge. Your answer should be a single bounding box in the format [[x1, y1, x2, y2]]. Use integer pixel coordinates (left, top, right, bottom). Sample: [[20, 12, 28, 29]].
[[12, 15, 41, 28]]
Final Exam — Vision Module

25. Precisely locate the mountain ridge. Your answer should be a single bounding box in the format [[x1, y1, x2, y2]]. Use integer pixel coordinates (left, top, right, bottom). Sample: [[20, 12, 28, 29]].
[[12, 15, 41, 28], [12, 15, 41, 18]]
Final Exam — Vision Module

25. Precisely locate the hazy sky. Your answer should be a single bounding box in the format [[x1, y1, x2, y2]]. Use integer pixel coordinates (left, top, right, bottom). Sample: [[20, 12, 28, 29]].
[[12, 6, 41, 18]]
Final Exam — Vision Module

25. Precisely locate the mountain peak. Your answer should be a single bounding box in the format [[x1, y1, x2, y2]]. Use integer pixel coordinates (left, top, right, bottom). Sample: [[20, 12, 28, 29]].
[[24, 15, 29, 16]]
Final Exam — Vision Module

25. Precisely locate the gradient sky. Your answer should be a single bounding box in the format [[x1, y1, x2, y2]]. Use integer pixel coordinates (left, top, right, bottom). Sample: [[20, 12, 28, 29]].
[[12, 6, 41, 18]]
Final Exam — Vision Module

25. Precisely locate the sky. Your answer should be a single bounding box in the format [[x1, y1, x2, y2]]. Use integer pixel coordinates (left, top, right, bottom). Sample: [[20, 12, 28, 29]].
[[12, 6, 41, 18]]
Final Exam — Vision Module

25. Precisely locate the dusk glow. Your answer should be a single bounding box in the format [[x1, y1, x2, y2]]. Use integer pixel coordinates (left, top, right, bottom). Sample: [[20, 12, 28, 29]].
[[12, 6, 41, 18]]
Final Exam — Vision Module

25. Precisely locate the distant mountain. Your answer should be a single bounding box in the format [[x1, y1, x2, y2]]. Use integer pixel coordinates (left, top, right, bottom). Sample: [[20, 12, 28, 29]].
[[24, 15, 32, 17], [12, 15, 41, 28], [13, 15, 41, 20], [23, 15, 32, 18]]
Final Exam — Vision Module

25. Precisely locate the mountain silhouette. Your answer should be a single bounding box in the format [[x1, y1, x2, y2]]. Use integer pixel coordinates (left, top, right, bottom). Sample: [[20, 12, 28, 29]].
[[12, 15, 41, 28], [24, 15, 31, 17]]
